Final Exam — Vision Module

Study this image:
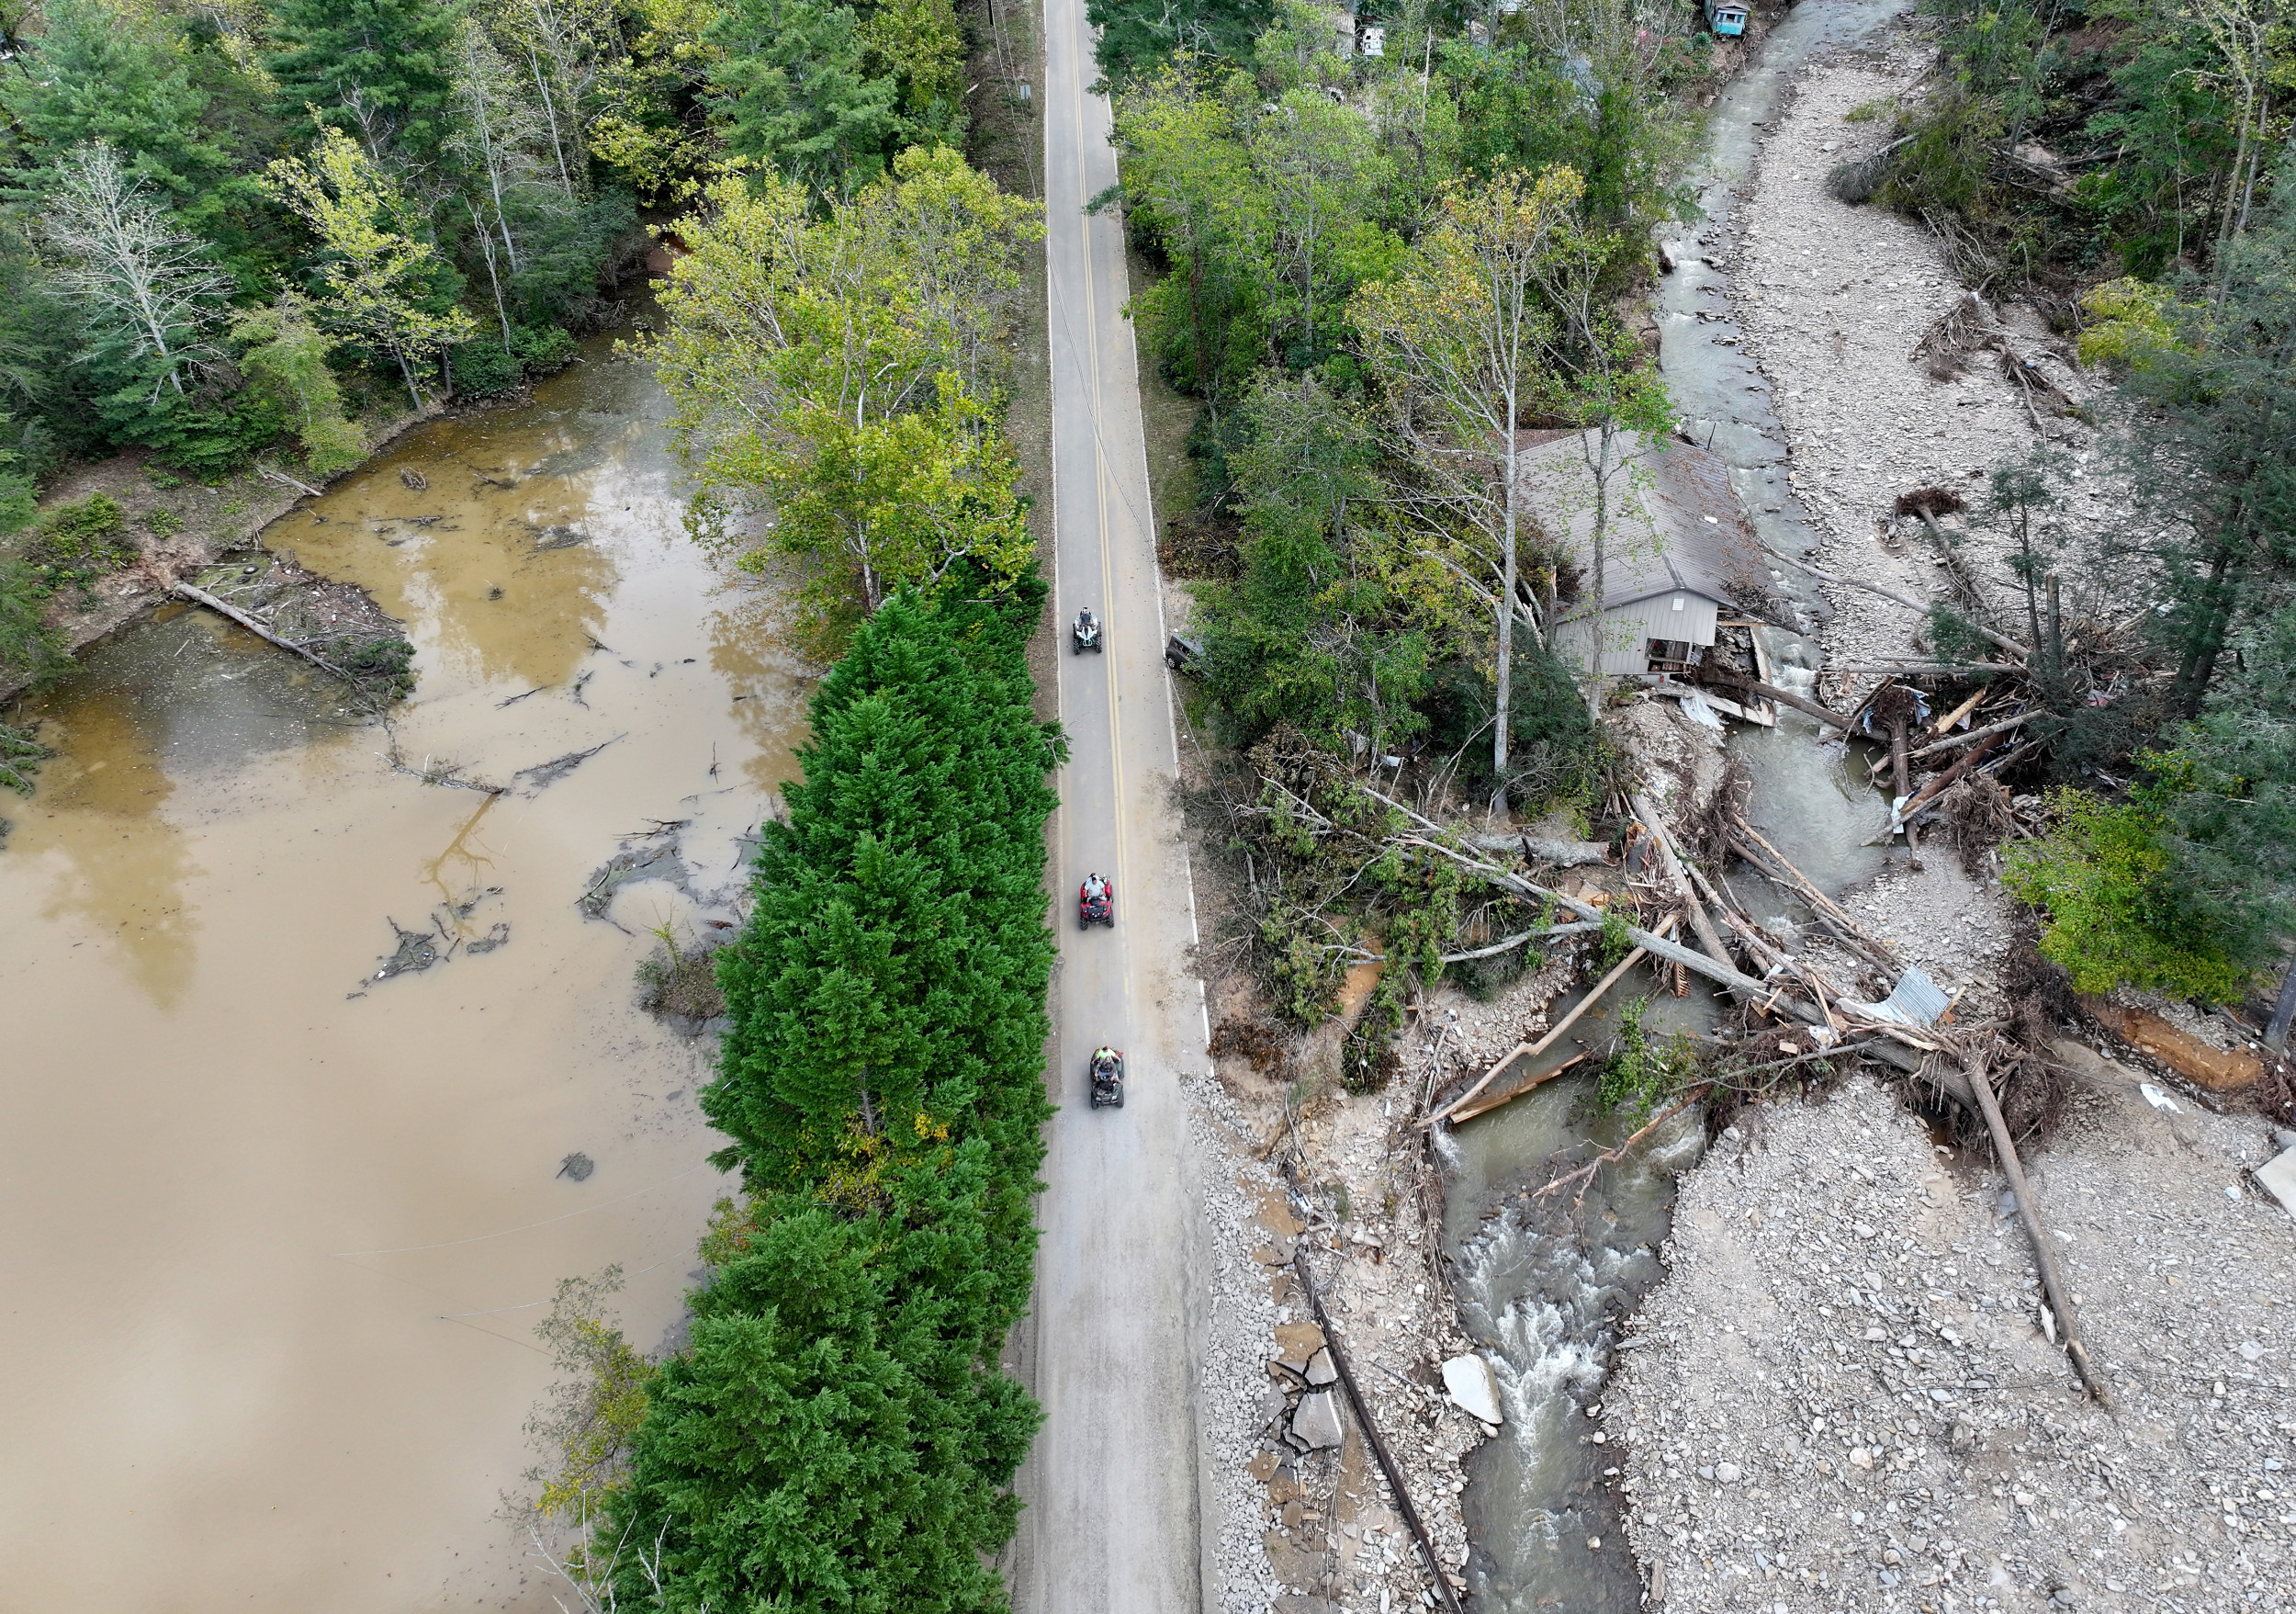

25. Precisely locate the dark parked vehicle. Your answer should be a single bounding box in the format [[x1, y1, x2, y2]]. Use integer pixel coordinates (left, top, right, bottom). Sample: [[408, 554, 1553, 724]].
[[1164, 634, 1202, 672], [1089, 1046, 1125, 1109]]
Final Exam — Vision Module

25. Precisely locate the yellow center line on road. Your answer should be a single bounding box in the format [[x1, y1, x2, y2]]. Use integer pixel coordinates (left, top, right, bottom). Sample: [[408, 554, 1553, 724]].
[[1070, 1, 1134, 952]]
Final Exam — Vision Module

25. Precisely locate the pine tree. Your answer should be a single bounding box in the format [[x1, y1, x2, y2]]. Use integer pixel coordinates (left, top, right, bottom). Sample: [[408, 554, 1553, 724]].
[[706, 589, 1061, 1202], [266, 0, 465, 164], [0, 0, 253, 253], [705, 0, 902, 188]]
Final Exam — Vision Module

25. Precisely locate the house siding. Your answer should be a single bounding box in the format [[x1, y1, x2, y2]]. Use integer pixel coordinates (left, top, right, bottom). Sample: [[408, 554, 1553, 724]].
[[1554, 592, 1721, 676]]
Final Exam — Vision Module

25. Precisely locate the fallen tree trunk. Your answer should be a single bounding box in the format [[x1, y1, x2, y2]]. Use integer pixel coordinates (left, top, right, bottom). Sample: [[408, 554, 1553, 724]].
[[1869, 709, 2032, 781], [1864, 730, 2009, 845], [256, 464, 323, 498], [1958, 1042, 2113, 1405], [1445, 1051, 1590, 1124], [1425, 914, 1680, 1127], [1468, 830, 1611, 867], [1761, 542, 2031, 662], [171, 581, 356, 684], [1287, 1215, 1467, 1614], [1727, 817, 1902, 972], [1737, 678, 1853, 729], [1628, 793, 1749, 1001]]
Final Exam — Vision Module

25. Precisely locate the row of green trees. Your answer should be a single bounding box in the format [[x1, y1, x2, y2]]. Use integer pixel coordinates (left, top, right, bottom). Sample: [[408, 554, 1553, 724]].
[[558, 579, 1060, 1610]]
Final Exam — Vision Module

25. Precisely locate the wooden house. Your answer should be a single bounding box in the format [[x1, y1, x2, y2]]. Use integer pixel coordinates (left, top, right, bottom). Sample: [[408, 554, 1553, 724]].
[[1521, 429, 1772, 684]]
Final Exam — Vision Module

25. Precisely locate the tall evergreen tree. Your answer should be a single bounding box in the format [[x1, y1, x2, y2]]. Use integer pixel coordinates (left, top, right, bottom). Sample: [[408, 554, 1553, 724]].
[[705, 0, 901, 188], [0, 0, 231, 212], [265, 0, 465, 164]]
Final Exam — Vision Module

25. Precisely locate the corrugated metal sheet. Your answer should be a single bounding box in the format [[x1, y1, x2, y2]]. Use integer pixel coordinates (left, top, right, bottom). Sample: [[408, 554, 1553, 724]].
[[1513, 430, 1771, 612]]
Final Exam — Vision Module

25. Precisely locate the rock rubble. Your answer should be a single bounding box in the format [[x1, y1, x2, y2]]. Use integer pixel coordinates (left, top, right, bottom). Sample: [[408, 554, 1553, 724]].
[[1608, 1073, 2296, 1611]]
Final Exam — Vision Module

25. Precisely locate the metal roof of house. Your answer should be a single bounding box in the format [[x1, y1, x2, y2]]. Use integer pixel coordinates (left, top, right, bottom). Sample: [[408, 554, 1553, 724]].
[[1514, 429, 1771, 612]]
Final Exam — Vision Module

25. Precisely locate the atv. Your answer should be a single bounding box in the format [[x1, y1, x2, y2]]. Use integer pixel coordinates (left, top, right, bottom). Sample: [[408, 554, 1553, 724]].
[[1089, 1046, 1125, 1109]]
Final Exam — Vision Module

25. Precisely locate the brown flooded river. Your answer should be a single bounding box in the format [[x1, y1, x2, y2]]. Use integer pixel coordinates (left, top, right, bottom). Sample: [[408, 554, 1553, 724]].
[[0, 336, 810, 1608]]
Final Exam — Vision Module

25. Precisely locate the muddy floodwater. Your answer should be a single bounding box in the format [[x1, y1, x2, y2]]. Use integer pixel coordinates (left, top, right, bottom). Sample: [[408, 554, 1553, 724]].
[[0, 336, 812, 1609]]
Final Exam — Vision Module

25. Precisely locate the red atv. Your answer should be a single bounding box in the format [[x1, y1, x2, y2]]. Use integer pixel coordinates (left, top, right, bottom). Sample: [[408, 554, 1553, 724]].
[[1078, 874, 1114, 929]]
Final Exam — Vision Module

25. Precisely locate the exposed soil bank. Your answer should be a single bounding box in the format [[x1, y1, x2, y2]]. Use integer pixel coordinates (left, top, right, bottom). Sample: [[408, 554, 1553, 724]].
[[0, 333, 812, 1610], [0, 400, 441, 708]]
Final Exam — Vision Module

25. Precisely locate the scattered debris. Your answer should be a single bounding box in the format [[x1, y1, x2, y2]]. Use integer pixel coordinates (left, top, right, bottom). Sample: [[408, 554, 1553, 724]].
[[513, 735, 624, 795], [372, 919, 448, 981], [557, 1152, 594, 1182], [399, 468, 428, 491]]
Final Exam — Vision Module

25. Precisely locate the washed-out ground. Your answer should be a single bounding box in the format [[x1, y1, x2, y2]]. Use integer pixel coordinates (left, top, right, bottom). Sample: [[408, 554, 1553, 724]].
[[1186, 860, 1494, 1614], [1607, 1070, 2295, 1614], [1606, 27, 2296, 1614]]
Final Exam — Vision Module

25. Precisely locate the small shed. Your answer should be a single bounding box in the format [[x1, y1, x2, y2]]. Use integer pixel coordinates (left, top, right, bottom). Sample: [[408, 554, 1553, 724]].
[[1520, 429, 1770, 681]]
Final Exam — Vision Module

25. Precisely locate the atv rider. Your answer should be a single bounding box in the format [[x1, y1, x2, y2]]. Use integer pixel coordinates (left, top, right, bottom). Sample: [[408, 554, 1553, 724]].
[[1075, 605, 1098, 638], [1083, 872, 1109, 904]]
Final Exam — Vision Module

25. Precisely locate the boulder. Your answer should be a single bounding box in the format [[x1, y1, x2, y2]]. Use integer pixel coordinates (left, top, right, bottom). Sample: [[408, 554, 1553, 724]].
[[2257, 1145, 2296, 1222], [1292, 1390, 1345, 1450], [1441, 1353, 1504, 1426]]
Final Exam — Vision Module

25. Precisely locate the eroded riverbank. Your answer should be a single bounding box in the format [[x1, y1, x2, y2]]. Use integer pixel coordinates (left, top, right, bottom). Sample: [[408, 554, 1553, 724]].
[[0, 334, 810, 1610]]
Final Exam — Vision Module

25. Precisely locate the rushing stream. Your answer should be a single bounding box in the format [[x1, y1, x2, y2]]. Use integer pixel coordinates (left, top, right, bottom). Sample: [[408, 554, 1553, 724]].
[[1445, 4, 1916, 1609], [0, 333, 811, 1610]]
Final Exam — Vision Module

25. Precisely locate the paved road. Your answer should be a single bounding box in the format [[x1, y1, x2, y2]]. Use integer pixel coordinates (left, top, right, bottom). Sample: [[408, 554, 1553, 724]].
[[1008, 2, 1209, 1610]]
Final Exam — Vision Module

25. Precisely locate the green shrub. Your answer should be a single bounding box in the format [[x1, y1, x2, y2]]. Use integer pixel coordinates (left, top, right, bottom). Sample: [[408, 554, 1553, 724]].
[[1597, 994, 1698, 1122], [450, 340, 523, 399], [2002, 787, 2251, 1002], [512, 323, 580, 375], [0, 557, 70, 688], [454, 327, 582, 400]]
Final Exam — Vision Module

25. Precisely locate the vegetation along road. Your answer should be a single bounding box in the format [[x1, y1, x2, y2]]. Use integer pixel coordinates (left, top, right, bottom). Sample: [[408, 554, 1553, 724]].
[[1008, 1, 1211, 1609]]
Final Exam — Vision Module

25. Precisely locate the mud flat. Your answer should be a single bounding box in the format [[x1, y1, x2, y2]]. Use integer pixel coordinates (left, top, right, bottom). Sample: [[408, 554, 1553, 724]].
[[0, 334, 813, 1610]]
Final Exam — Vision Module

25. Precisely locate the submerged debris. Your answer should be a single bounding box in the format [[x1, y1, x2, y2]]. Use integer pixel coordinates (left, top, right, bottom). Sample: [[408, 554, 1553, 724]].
[[466, 922, 512, 954], [579, 836, 690, 920], [373, 920, 447, 981], [513, 735, 623, 794]]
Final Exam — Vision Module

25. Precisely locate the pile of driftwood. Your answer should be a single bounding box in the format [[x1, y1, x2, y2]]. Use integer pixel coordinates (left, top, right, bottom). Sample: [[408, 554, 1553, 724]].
[[1381, 789, 2111, 1406]]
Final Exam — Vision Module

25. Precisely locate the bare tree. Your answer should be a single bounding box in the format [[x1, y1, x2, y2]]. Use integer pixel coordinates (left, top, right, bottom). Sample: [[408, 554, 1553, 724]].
[[1354, 166, 1580, 813], [1527, 210, 1671, 713], [41, 142, 231, 401]]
